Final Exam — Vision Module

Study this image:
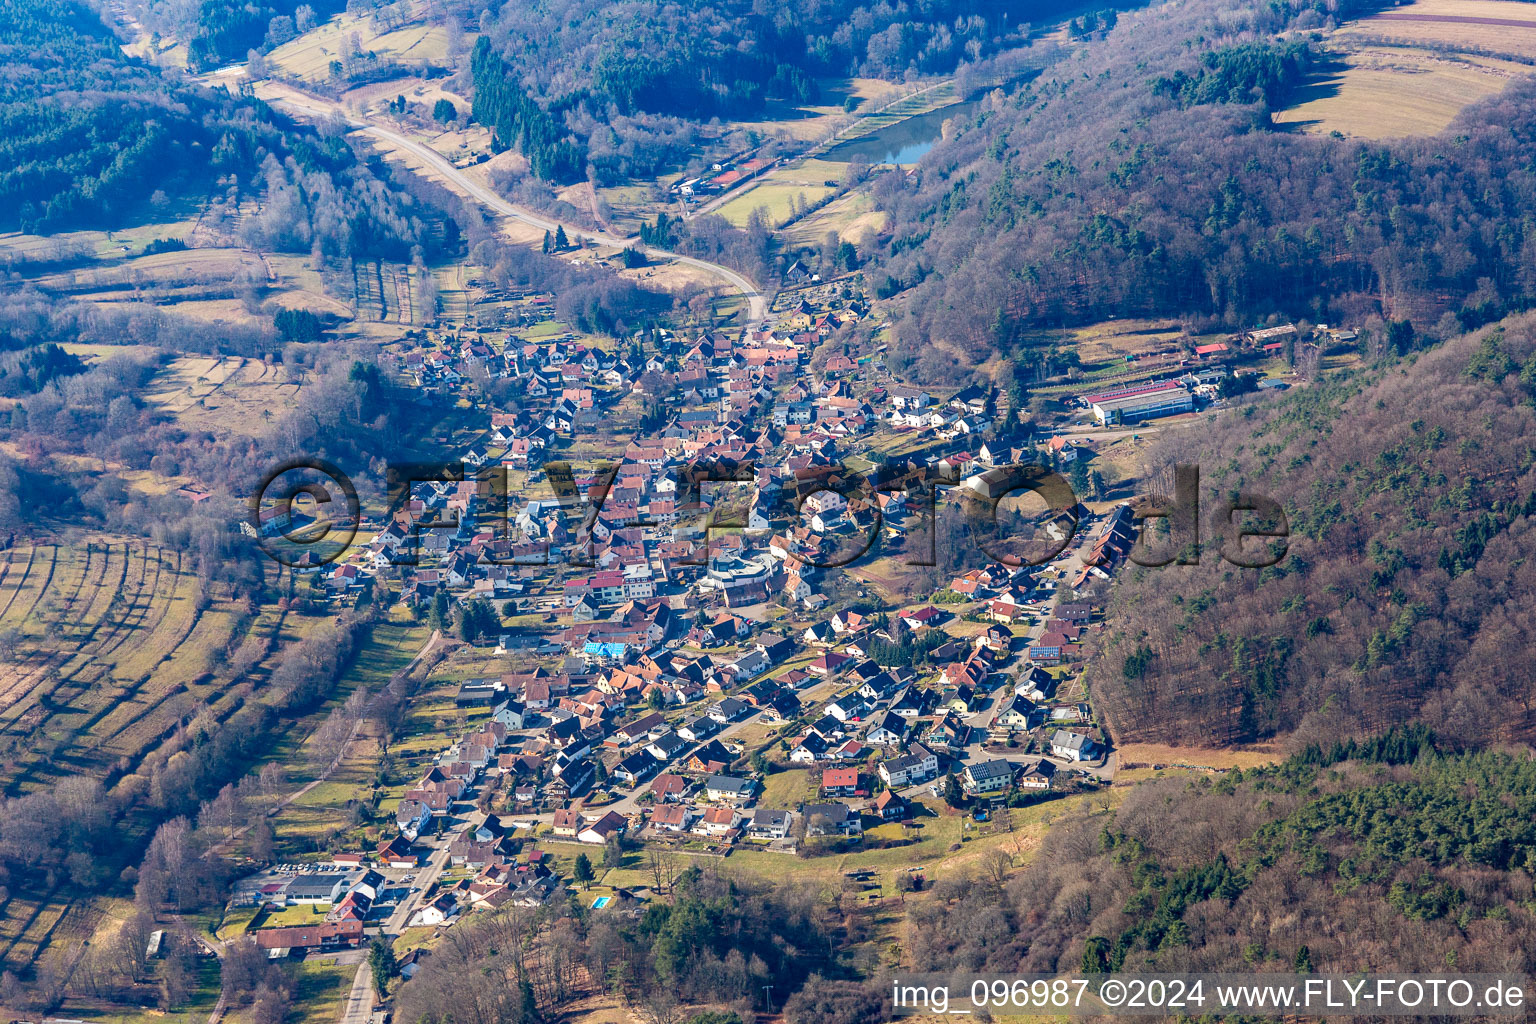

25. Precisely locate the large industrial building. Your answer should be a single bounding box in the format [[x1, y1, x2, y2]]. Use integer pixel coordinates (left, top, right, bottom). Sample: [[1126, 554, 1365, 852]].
[[1088, 381, 1194, 424]]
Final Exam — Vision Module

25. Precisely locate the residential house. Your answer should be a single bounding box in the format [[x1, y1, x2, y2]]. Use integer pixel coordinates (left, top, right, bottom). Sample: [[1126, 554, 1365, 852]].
[[963, 759, 1015, 796], [612, 751, 659, 786], [746, 808, 791, 839], [409, 893, 460, 928], [707, 697, 750, 724], [705, 774, 756, 802], [802, 802, 861, 836], [376, 837, 419, 869], [646, 731, 689, 763], [578, 811, 629, 845], [992, 693, 1037, 733], [821, 766, 859, 797], [695, 805, 740, 836], [649, 805, 694, 833], [871, 789, 906, 820], [878, 743, 939, 787], [677, 716, 721, 742], [1050, 730, 1098, 762], [650, 773, 689, 801], [1018, 759, 1057, 790], [865, 711, 910, 746], [687, 739, 736, 774], [551, 808, 583, 838]]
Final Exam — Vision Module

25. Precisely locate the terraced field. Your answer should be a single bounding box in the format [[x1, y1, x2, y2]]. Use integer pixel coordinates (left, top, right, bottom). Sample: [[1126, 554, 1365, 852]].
[[0, 540, 325, 972]]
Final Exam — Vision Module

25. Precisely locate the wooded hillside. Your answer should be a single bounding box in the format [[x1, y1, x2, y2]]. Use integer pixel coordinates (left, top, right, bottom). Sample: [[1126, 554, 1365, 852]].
[[1087, 312, 1536, 748], [912, 736, 1536, 979], [870, 0, 1536, 381], [468, 0, 1049, 184], [0, 0, 455, 254]]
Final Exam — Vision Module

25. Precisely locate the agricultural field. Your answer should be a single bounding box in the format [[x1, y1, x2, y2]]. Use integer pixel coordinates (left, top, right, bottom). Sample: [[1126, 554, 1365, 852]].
[[1276, 0, 1536, 137], [264, 1, 460, 83], [6, 230, 407, 341], [0, 539, 336, 973], [714, 161, 845, 230], [0, 216, 200, 267], [1059, 318, 1189, 368], [0, 542, 318, 796], [138, 354, 304, 441], [1341, 0, 1536, 56], [778, 189, 887, 247]]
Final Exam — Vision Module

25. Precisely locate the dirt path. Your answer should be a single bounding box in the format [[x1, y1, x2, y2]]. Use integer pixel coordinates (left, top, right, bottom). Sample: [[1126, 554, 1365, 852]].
[[1374, 11, 1536, 27]]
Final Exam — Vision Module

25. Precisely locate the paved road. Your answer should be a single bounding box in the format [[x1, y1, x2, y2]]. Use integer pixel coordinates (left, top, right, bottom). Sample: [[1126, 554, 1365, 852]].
[[231, 77, 768, 326], [358, 120, 768, 325], [339, 957, 375, 1024]]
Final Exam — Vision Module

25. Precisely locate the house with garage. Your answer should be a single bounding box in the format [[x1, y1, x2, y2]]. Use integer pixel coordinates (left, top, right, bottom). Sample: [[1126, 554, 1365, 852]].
[[677, 716, 721, 742], [705, 774, 756, 802], [708, 697, 750, 724], [649, 804, 694, 833], [646, 730, 689, 763], [695, 805, 741, 836], [687, 739, 736, 774], [612, 751, 659, 786], [649, 773, 689, 801], [878, 742, 940, 788], [376, 837, 419, 869], [409, 892, 460, 928], [865, 711, 910, 746], [992, 692, 1038, 735], [821, 766, 859, 797]]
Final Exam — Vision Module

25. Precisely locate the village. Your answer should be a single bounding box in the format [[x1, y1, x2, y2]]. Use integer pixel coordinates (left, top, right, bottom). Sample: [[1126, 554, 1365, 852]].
[[239, 277, 1332, 964]]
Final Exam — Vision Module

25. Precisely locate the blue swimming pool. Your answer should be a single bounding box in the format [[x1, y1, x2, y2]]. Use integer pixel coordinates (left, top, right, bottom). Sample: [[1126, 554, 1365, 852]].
[[592, 895, 611, 909]]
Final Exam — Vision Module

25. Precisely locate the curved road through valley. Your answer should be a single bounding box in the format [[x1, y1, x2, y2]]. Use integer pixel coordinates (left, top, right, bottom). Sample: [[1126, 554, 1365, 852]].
[[361, 121, 768, 323], [252, 82, 767, 326]]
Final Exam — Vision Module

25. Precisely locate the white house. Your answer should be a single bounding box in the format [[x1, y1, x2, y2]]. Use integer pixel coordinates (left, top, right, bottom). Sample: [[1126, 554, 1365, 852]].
[[409, 893, 459, 928], [1050, 730, 1098, 762], [746, 808, 791, 839], [878, 743, 939, 787]]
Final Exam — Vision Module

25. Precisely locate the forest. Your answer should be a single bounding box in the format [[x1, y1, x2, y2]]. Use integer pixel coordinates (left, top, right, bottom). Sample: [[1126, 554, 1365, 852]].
[[467, 0, 1063, 184], [0, 0, 208, 234], [867, 0, 1536, 381], [1085, 311, 1536, 748], [902, 734, 1536, 980], [394, 866, 837, 1024], [0, 0, 457, 255]]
